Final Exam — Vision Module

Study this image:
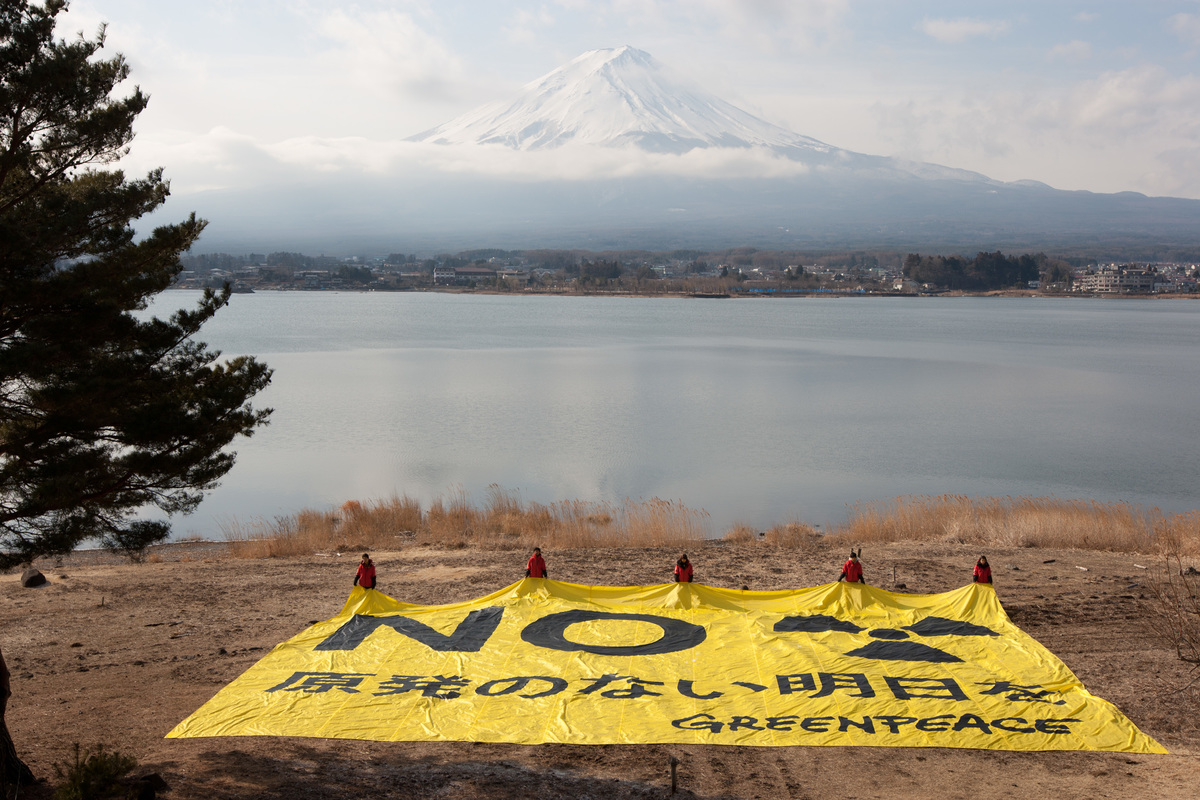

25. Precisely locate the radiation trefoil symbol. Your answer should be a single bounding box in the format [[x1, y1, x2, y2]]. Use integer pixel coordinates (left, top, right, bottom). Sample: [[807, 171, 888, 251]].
[[774, 614, 999, 663]]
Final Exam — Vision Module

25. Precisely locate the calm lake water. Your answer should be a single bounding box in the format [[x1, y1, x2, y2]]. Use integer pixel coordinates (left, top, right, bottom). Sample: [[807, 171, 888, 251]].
[[149, 291, 1200, 538]]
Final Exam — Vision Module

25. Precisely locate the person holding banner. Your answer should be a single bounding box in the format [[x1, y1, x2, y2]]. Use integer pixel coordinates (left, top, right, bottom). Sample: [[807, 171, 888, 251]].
[[354, 553, 377, 590], [838, 550, 865, 583], [973, 555, 993, 584], [526, 547, 548, 579], [674, 554, 694, 583]]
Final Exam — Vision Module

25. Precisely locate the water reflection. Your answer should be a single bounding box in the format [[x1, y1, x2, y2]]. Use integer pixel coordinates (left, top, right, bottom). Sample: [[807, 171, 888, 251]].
[[149, 292, 1200, 538]]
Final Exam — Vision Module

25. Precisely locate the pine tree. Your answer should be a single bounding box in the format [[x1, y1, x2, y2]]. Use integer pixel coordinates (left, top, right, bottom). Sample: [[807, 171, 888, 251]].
[[0, 0, 273, 569]]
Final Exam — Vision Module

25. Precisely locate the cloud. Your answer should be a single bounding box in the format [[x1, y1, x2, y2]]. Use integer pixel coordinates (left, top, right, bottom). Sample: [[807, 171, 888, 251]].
[[554, 0, 848, 51], [870, 64, 1200, 197], [315, 7, 467, 102], [918, 17, 1011, 44], [691, 0, 849, 49], [503, 7, 557, 44], [1066, 66, 1200, 135], [1049, 40, 1092, 62], [1170, 12, 1200, 50], [408, 140, 813, 180], [123, 125, 815, 195]]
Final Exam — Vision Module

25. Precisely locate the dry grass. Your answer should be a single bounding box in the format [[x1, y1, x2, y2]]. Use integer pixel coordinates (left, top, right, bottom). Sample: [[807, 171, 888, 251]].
[[722, 524, 757, 544], [221, 489, 1199, 560], [831, 495, 1200, 555], [422, 486, 709, 550], [224, 487, 707, 557], [762, 522, 822, 552], [222, 495, 421, 558]]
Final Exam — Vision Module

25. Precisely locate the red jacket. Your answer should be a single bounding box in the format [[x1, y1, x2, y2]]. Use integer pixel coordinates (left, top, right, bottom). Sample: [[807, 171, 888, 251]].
[[674, 562, 693, 583], [355, 562, 376, 589], [973, 564, 992, 584], [841, 559, 864, 583], [526, 553, 547, 578]]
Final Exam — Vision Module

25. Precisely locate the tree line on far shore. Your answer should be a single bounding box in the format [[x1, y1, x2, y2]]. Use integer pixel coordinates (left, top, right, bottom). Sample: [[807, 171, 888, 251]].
[[903, 251, 1072, 291]]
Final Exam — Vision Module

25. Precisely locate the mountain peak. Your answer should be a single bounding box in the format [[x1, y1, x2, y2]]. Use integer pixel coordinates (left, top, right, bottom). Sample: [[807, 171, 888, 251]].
[[408, 47, 834, 155], [568, 45, 656, 73]]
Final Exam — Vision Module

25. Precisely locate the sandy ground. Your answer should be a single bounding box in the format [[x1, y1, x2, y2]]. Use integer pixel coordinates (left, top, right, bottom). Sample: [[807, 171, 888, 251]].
[[2, 540, 1197, 799]]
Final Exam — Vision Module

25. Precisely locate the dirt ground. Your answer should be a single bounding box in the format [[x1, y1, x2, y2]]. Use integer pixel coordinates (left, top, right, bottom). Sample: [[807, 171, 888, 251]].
[[2, 540, 1197, 800]]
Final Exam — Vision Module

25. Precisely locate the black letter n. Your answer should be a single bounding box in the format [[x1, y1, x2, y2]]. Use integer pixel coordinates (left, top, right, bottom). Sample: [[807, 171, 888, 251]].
[[314, 608, 504, 652]]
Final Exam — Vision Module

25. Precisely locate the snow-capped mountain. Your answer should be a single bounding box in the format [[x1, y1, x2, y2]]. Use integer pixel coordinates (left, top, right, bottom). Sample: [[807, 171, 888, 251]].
[[409, 46, 994, 184], [410, 46, 839, 155], [180, 47, 1200, 254]]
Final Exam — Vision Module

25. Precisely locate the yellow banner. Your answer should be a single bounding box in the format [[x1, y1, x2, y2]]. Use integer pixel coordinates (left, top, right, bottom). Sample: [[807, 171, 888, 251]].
[[168, 580, 1164, 752]]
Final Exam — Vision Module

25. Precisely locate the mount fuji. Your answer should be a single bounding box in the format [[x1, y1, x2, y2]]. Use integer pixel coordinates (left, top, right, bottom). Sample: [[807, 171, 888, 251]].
[[411, 46, 835, 155], [184, 47, 1200, 255], [409, 46, 983, 182]]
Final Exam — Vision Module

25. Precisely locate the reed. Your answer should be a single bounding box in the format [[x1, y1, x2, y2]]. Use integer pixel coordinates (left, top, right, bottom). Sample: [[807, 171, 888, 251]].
[[419, 488, 708, 550], [722, 524, 756, 544], [221, 489, 1198, 559], [224, 487, 708, 557], [222, 494, 421, 557], [831, 495, 1199, 555], [763, 522, 822, 552]]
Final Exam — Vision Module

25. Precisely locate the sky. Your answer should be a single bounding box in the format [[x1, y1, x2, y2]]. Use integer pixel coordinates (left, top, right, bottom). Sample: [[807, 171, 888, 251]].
[[58, 1, 1200, 201]]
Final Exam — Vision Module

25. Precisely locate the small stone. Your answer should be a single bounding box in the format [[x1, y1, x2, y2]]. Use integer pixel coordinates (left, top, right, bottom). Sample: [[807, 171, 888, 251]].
[[20, 568, 47, 587]]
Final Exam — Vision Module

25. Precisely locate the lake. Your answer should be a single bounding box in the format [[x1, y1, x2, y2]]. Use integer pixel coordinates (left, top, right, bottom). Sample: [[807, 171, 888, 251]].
[[149, 291, 1200, 538]]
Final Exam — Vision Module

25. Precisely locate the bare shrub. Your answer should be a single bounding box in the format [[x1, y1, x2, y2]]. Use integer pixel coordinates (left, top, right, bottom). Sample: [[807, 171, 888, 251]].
[[1146, 555, 1200, 689]]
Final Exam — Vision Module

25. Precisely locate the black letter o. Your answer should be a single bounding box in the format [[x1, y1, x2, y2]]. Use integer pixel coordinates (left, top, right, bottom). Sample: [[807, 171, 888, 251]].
[[521, 610, 706, 656]]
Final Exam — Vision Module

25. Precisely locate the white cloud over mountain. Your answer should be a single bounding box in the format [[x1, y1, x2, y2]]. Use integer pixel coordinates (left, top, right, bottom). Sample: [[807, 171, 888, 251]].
[[51, 0, 1200, 205]]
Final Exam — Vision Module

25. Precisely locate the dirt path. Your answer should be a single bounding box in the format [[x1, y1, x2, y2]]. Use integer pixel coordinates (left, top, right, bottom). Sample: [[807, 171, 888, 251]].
[[2, 541, 1196, 799]]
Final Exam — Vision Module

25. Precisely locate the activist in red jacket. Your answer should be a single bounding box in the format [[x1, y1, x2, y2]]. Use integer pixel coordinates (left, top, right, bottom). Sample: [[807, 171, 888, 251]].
[[526, 548, 548, 578], [973, 556, 993, 584], [674, 554, 693, 583], [838, 552, 864, 583], [354, 553, 376, 590]]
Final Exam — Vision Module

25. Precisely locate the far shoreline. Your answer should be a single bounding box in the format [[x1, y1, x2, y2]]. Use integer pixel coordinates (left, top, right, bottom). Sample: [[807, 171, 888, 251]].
[[169, 285, 1200, 300]]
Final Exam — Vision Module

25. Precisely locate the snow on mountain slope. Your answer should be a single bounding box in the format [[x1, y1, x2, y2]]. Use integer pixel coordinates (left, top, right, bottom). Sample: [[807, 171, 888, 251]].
[[409, 46, 836, 155]]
